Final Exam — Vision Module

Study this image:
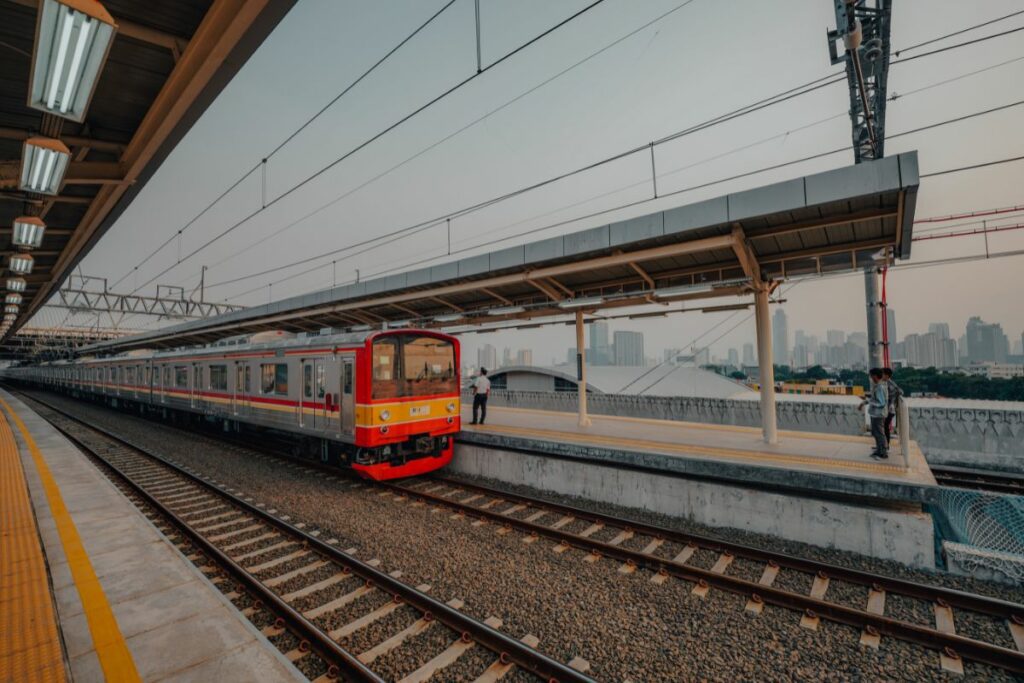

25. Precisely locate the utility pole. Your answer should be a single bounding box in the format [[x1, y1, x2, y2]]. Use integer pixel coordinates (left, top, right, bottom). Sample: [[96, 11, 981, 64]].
[[828, 0, 893, 369]]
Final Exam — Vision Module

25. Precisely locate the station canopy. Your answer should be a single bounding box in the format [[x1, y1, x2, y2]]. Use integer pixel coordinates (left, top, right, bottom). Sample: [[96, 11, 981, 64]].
[[0, 0, 297, 335], [84, 151, 919, 354]]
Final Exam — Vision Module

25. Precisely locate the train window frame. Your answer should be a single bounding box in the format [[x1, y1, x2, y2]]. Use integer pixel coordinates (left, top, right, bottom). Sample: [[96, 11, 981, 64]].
[[303, 364, 313, 399], [261, 363, 288, 395], [209, 364, 228, 392], [400, 335, 456, 396], [371, 338, 399, 399], [174, 366, 188, 389], [316, 363, 326, 399]]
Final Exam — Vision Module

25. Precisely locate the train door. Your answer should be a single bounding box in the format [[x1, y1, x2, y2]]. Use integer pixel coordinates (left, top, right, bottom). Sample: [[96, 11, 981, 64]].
[[233, 362, 250, 416], [190, 363, 202, 409], [340, 357, 355, 435], [301, 358, 329, 430]]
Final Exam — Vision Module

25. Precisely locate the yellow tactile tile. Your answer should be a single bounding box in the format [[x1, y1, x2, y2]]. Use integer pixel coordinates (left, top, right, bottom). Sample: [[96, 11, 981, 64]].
[[0, 408, 66, 683]]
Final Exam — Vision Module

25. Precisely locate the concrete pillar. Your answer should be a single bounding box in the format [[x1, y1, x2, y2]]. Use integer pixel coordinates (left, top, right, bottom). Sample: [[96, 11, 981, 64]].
[[864, 267, 885, 368], [754, 287, 778, 444], [575, 310, 591, 427]]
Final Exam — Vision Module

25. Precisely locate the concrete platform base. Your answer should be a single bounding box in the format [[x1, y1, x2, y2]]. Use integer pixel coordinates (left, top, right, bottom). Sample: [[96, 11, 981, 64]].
[[452, 442, 937, 569], [3, 389, 304, 683]]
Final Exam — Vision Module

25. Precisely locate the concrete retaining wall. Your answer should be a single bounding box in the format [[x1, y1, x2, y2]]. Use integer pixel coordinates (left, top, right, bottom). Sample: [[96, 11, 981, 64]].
[[452, 442, 936, 569], [473, 390, 1024, 472]]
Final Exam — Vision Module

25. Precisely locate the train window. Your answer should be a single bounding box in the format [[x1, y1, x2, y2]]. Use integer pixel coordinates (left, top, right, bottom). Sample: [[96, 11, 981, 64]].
[[261, 364, 288, 395], [343, 362, 353, 394], [209, 365, 228, 391], [371, 338, 399, 399], [401, 336, 456, 396], [163, 366, 171, 387], [174, 366, 188, 388], [125, 367, 135, 385], [316, 364, 326, 398], [303, 364, 313, 399]]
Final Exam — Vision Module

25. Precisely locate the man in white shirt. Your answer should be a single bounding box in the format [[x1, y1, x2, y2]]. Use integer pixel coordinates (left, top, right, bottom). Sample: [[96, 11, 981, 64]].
[[470, 368, 491, 425]]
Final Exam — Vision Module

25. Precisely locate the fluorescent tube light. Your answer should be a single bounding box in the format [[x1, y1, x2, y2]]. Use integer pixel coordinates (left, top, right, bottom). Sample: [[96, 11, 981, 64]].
[[6, 278, 27, 292], [29, 0, 117, 122], [8, 254, 35, 274], [652, 283, 714, 301], [12, 217, 46, 249], [557, 296, 604, 310], [19, 137, 71, 195], [487, 305, 526, 316]]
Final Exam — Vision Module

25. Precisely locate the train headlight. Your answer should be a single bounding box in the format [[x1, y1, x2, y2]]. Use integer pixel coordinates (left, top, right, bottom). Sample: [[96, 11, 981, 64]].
[[446, 402, 456, 413], [379, 409, 391, 422]]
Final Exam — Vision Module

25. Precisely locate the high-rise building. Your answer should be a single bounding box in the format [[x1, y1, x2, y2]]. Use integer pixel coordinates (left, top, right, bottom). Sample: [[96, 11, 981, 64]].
[[613, 331, 644, 366], [588, 322, 611, 366], [567, 347, 577, 365], [502, 347, 513, 368], [742, 343, 755, 365], [929, 322, 950, 340], [477, 344, 497, 371], [827, 329, 845, 347], [727, 348, 739, 368], [516, 349, 533, 366], [965, 317, 1009, 364], [886, 308, 898, 348], [905, 333, 958, 368], [847, 332, 868, 368], [772, 309, 789, 366]]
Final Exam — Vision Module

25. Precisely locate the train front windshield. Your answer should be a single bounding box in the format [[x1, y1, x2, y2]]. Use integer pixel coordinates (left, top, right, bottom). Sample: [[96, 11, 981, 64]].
[[372, 335, 457, 399]]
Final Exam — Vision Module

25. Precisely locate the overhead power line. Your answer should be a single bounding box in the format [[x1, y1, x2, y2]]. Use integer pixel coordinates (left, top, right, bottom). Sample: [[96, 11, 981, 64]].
[[128, 12, 1024, 298], [213, 94, 1024, 299], [110, 0, 460, 290], [201, 26, 1024, 298], [128, 0, 612, 296]]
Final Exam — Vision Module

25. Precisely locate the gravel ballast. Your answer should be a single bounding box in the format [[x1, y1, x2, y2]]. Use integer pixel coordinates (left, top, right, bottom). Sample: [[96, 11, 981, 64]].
[[24, 391, 1024, 682]]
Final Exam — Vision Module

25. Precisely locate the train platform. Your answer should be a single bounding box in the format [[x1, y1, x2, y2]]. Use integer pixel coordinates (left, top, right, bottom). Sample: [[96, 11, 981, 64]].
[[455, 404, 940, 568], [0, 389, 303, 683], [459, 404, 937, 502]]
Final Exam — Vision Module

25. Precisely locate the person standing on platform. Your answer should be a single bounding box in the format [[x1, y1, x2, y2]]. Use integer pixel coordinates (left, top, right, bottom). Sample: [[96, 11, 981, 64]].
[[471, 367, 490, 425], [859, 368, 889, 459], [882, 367, 902, 447]]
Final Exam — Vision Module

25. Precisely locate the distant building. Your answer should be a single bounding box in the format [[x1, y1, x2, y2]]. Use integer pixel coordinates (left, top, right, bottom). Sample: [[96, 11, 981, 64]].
[[963, 363, 1024, 380], [772, 309, 789, 366], [567, 347, 577, 365], [826, 329, 845, 347], [847, 332, 868, 368], [588, 322, 611, 366], [502, 347, 513, 368], [727, 348, 739, 368], [516, 349, 533, 366], [613, 331, 644, 366], [886, 308, 898, 348], [742, 343, 755, 365], [905, 332, 957, 369], [929, 322, 950, 340], [965, 316, 1009, 364], [477, 344, 497, 371]]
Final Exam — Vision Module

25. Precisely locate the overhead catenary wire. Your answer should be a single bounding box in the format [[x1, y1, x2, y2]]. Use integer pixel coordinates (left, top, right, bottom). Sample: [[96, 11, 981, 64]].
[[200, 32, 1024, 299], [214, 95, 1024, 302], [128, 0, 613, 296], [128, 10, 1024, 298], [109, 0, 461, 290]]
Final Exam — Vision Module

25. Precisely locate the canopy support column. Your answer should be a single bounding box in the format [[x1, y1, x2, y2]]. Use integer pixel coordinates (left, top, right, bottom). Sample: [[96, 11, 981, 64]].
[[575, 309, 591, 427], [754, 286, 778, 445]]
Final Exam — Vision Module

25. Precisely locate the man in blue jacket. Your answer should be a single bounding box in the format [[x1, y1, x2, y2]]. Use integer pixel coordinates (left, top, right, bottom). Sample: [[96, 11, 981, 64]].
[[859, 368, 889, 459]]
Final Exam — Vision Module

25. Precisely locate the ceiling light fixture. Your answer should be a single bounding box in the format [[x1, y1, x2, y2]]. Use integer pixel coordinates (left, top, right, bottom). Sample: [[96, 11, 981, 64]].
[[8, 254, 35, 274], [19, 136, 71, 195], [6, 278, 27, 292], [11, 217, 46, 249], [557, 296, 605, 310], [29, 0, 117, 122]]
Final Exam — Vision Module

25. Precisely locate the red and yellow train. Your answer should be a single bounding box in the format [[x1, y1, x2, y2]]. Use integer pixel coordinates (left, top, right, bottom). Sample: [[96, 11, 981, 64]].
[[10, 329, 460, 480]]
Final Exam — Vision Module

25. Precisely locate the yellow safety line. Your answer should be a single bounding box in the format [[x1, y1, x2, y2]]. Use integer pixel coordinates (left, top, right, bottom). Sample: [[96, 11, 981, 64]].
[[0, 409, 66, 683], [0, 398, 141, 682], [470, 422, 905, 475], [486, 404, 874, 444]]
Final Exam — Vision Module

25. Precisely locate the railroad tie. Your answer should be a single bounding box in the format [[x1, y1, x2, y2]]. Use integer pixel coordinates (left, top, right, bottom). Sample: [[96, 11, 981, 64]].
[[1010, 617, 1024, 652], [693, 553, 733, 598], [474, 634, 541, 683], [744, 562, 779, 615], [397, 616, 503, 683], [859, 586, 886, 648], [357, 598, 465, 665], [934, 601, 964, 675], [799, 572, 830, 630], [263, 560, 328, 588], [329, 584, 431, 640]]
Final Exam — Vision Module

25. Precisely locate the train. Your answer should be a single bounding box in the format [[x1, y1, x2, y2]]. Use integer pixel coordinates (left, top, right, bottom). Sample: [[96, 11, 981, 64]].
[[5, 329, 461, 480]]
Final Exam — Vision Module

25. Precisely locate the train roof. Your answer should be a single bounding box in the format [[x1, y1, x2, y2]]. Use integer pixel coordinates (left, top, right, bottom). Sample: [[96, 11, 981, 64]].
[[76, 328, 453, 363]]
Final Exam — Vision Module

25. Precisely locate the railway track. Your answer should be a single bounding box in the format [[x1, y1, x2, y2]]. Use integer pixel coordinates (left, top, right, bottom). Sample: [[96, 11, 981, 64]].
[[22, 394, 595, 683], [20, 390, 1024, 678], [932, 465, 1024, 495]]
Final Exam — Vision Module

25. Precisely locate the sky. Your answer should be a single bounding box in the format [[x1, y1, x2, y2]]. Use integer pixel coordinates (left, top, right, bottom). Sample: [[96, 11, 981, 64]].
[[37, 0, 1024, 364]]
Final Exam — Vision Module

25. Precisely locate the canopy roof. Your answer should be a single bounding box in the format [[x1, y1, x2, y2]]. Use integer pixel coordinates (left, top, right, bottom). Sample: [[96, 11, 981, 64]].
[[84, 151, 919, 354]]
